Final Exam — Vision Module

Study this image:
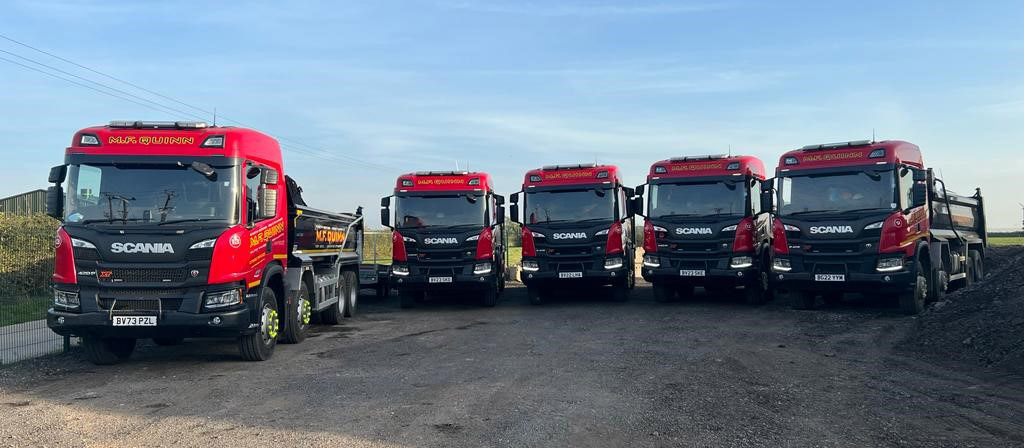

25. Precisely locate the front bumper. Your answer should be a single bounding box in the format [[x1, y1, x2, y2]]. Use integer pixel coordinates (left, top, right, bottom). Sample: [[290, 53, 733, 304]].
[[47, 306, 253, 338], [391, 264, 498, 291], [519, 256, 628, 287], [769, 253, 917, 294], [640, 252, 758, 286]]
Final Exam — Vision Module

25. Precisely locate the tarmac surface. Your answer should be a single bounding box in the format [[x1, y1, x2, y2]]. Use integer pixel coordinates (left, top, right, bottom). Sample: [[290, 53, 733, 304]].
[[1, 283, 1023, 447]]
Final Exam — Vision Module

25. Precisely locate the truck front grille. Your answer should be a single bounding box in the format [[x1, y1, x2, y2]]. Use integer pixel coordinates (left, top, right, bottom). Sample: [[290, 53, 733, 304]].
[[98, 298, 183, 312], [98, 268, 187, 284]]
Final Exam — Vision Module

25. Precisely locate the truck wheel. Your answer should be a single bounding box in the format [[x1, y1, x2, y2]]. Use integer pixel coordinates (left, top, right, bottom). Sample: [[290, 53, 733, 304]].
[[321, 277, 347, 325], [83, 336, 136, 365], [282, 282, 312, 344], [481, 284, 499, 307], [152, 337, 184, 346], [962, 261, 974, 288], [786, 291, 816, 310], [970, 250, 984, 282], [239, 287, 280, 361], [343, 271, 358, 317], [653, 283, 674, 303], [399, 290, 421, 309], [527, 286, 545, 305], [899, 267, 928, 315]]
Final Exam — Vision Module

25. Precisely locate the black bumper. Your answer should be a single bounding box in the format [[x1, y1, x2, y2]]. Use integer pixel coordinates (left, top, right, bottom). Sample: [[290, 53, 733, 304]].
[[640, 252, 758, 286], [769, 253, 917, 294], [519, 256, 628, 287], [47, 306, 254, 338], [391, 271, 498, 291]]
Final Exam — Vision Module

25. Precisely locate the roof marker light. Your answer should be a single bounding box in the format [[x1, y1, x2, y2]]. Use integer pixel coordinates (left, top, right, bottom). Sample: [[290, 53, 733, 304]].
[[596, 171, 609, 179], [401, 179, 414, 187], [726, 162, 741, 170], [468, 178, 481, 186], [79, 134, 100, 146], [784, 156, 799, 165], [654, 166, 667, 174], [868, 148, 886, 158], [200, 135, 225, 148], [529, 175, 542, 182]]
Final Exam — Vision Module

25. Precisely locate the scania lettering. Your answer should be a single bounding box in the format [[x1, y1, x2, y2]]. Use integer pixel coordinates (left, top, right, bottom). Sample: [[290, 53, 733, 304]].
[[765, 139, 987, 314], [636, 155, 771, 304], [511, 164, 636, 304], [380, 171, 506, 308], [46, 120, 364, 364]]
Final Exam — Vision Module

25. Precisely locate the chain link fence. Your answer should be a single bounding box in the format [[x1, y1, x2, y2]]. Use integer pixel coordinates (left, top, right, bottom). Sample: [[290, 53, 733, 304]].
[[0, 213, 74, 364]]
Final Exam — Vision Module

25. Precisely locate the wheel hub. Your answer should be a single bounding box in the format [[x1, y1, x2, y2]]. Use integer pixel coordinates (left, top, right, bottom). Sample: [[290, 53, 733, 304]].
[[299, 297, 311, 325], [261, 306, 279, 342]]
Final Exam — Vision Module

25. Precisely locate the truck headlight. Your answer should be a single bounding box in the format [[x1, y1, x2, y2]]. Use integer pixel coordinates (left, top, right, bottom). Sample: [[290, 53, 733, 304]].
[[71, 238, 96, 249], [54, 289, 80, 309], [473, 262, 492, 275], [392, 265, 409, 276], [189, 239, 216, 249], [772, 258, 792, 272], [521, 260, 539, 272], [876, 257, 904, 272], [643, 254, 660, 267], [604, 257, 624, 270], [204, 289, 242, 309], [730, 256, 753, 269]]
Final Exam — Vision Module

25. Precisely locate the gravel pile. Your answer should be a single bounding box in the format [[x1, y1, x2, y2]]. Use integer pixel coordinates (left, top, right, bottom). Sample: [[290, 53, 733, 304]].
[[909, 245, 1024, 376]]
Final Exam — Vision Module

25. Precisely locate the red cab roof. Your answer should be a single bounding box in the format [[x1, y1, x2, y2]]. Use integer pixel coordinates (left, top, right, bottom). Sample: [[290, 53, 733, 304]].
[[68, 121, 282, 169], [395, 171, 494, 193], [523, 164, 623, 188], [778, 140, 923, 172], [647, 155, 765, 181]]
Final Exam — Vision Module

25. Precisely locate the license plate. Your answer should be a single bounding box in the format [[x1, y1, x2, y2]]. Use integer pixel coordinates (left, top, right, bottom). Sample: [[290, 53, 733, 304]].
[[112, 316, 157, 326], [428, 277, 453, 284], [558, 271, 584, 279], [814, 274, 845, 282], [680, 269, 706, 277]]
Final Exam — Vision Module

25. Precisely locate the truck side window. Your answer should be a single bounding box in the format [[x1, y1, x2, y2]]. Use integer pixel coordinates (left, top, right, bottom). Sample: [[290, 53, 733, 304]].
[[245, 165, 262, 224], [899, 166, 914, 211]]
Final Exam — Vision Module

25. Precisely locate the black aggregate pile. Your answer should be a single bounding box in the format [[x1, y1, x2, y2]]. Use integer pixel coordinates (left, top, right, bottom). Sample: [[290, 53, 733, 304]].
[[908, 246, 1024, 376]]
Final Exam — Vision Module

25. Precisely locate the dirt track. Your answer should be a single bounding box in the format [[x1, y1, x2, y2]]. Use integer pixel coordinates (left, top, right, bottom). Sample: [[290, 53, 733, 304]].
[[1, 283, 1023, 448]]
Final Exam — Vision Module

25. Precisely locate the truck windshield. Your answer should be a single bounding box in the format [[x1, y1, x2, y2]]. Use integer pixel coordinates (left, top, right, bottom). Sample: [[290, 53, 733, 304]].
[[649, 181, 745, 219], [64, 163, 238, 225], [778, 170, 896, 216], [524, 188, 614, 225], [395, 194, 486, 228]]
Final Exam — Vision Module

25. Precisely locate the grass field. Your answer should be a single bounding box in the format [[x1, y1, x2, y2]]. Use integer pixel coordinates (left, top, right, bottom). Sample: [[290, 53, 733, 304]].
[[0, 296, 50, 327], [990, 236, 1024, 246]]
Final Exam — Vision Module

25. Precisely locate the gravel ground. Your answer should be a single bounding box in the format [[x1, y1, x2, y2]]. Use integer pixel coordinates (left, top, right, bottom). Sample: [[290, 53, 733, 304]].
[[1, 281, 1023, 447]]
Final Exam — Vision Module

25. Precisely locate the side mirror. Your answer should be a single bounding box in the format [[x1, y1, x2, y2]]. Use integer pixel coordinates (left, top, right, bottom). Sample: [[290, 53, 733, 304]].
[[510, 192, 519, 205], [46, 186, 64, 220], [635, 184, 645, 196], [380, 196, 391, 228], [510, 203, 520, 224], [495, 194, 505, 206], [630, 196, 644, 217], [497, 205, 506, 222], [913, 168, 927, 182], [259, 187, 278, 220], [49, 165, 67, 184], [911, 183, 928, 208], [759, 179, 774, 214]]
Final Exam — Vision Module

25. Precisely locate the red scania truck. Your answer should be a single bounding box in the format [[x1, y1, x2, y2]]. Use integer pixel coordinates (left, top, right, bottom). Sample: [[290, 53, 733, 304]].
[[510, 164, 636, 304], [765, 139, 987, 314], [380, 171, 506, 308], [45, 121, 363, 364], [635, 155, 772, 304]]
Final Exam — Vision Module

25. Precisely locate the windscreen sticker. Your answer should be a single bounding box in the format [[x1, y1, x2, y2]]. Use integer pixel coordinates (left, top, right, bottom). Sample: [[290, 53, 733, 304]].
[[106, 136, 196, 145], [416, 177, 466, 185], [543, 170, 592, 180], [801, 151, 865, 162], [669, 163, 724, 172]]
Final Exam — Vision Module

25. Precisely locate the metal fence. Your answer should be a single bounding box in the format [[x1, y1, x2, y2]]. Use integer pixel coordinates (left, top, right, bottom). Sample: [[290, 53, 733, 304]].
[[0, 213, 74, 364]]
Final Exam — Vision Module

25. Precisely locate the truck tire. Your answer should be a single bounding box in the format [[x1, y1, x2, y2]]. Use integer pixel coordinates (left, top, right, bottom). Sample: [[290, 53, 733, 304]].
[[970, 250, 984, 282], [481, 284, 499, 307], [899, 267, 928, 315], [282, 282, 311, 344], [83, 336, 136, 365], [239, 286, 280, 361], [321, 276, 347, 325], [527, 286, 545, 306], [376, 282, 390, 299], [152, 337, 184, 346], [343, 271, 358, 317], [653, 283, 674, 303], [399, 290, 421, 309]]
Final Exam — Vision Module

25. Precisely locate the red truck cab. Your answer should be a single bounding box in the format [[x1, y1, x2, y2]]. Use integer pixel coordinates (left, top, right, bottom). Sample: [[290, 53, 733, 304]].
[[510, 164, 636, 304], [45, 121, 363, 363], [380, 171, 506, 308], [636, 155, 771, 304], [767, 139, 986, 313]]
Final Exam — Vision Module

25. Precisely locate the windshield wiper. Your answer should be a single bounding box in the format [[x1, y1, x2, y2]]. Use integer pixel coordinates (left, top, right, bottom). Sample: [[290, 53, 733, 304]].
[[841, 207, 894, 213], [785, 209, 841, 216], [79, 217, 151, 225], [654, 213, 698, 218], [156, 218, 220, 226]]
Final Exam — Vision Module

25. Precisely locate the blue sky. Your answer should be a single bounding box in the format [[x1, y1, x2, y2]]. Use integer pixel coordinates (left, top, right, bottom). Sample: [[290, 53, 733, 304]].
[[1, 0, 1022, 229]]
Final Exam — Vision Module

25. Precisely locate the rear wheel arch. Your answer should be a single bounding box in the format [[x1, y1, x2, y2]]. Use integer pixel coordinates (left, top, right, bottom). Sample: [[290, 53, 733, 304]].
[[261, 262, 287, 315]]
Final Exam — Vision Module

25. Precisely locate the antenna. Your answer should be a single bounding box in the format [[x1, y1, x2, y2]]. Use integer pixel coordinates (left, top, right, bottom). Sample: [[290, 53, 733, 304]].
[[871, 128, 875, 143], [455, 160, 460, 171], [728, 144, 732, 157], [213, 107, 217, 126]]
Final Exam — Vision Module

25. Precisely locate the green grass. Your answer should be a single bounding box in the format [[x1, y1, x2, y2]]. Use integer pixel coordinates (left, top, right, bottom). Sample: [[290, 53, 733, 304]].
[[990, 236, 1024, 246], [507, 246, 522, 267], [0, 295, 50, 327]]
